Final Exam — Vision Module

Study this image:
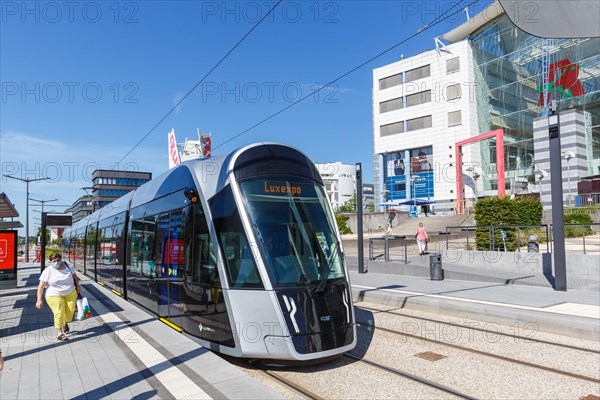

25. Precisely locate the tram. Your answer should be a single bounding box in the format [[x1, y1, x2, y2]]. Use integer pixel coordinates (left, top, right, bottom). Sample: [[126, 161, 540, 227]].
[[62, 143, 357, 361]]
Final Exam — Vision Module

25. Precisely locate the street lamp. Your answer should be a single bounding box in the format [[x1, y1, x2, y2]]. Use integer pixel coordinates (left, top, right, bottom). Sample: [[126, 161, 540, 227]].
[[561, 151, 575, 207], [3, 175, 50, 262], [30, 198, 58, 215]]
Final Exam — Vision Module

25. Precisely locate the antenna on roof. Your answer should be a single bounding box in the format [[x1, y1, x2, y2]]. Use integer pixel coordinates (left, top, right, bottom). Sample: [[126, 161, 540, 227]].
[[464, 6, 470, 21], [434, 37, 450, 55]]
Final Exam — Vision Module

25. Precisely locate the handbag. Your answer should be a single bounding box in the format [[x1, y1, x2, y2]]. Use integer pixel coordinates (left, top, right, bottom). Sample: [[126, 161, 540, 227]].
[[76, 296, 92, 320]]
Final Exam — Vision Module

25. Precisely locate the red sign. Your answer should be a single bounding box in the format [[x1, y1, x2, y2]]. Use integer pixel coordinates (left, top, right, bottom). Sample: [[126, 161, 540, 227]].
[[538, 58, 586, 106], [201, 134, 211, 158], [0, 231, 17, 271]]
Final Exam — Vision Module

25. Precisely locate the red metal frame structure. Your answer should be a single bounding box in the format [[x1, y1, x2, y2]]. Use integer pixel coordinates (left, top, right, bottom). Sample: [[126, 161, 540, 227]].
[[455, 129, 505, 214]]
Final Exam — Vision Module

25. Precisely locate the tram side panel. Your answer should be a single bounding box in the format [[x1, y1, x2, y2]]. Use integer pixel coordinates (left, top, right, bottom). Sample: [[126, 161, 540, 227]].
[[125, 188, 236, 347]]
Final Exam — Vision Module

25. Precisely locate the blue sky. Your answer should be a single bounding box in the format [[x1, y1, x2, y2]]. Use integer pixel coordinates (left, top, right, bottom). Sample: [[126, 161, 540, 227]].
[[1, 0, 492, 235]]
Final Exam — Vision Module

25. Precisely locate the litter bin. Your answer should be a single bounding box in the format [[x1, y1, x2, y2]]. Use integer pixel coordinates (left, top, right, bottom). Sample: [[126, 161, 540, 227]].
[[527, 234, 539, 253], [429, 252, 444, 280]]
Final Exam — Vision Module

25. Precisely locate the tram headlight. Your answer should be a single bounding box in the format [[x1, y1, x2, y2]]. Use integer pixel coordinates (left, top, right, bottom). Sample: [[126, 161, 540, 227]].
[[184, 188, 199, 203]]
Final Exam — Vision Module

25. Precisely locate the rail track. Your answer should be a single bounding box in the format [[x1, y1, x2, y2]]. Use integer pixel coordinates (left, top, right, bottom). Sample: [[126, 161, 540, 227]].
[[343, 353, 475, 399], [356, 304, 600, 354], [355, 320, 600, 384]]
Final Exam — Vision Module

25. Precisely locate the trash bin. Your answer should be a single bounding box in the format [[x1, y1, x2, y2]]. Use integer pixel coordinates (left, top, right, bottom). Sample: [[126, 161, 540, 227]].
[[429, 252, 444, 280], [527, 234, 539, 253]]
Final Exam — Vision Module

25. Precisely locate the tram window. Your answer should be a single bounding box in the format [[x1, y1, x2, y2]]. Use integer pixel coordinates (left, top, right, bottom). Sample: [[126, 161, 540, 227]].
[[128, 219, 145, 275], [85, 225, 97, 277], [142, 216, 157, 278], [167, 210, 185, 280], [210, 186, 263, 289], [188, 203, 218, 286]]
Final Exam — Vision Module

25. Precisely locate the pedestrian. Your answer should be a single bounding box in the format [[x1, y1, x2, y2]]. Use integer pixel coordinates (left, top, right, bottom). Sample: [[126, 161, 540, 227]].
[[36, 253, 81, 341], [385, 223, 392, 235], [0, 349, 4, 372], [416, 222, 428, 255]]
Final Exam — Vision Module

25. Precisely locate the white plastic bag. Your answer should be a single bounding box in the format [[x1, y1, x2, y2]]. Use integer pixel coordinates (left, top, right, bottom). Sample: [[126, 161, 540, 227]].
[[76, 296, 91, 320]]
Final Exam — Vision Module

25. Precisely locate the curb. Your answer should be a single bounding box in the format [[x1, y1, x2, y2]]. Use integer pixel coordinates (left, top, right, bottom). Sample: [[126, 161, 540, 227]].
[[351, 287, 600, 342]]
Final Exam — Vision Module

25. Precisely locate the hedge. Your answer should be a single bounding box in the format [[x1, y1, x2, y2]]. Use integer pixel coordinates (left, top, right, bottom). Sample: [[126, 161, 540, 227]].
[[473, 197, 543, 251], [564, 213, 593, 237]]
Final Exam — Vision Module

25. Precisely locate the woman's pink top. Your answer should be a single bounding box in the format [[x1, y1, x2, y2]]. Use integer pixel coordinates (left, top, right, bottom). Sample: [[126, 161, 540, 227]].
[[416, 227, 428, 241]]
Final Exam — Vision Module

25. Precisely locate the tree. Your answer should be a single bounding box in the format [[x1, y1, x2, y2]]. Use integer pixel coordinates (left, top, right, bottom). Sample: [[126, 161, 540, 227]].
[[36, 227, 50, 245], [337, 195, 357, 213]]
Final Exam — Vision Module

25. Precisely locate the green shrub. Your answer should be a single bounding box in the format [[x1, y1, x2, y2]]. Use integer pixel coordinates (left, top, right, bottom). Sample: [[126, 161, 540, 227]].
[[45, 248, 62, 259], [335, 214, 352, 235], [564, 213, 593, 237], [473, 196, 543, 251]]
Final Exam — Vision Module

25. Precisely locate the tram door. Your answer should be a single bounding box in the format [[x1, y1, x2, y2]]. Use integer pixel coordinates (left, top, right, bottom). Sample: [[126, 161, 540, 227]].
[[167, 209, 185, 328], [181, 202, 234, 345]]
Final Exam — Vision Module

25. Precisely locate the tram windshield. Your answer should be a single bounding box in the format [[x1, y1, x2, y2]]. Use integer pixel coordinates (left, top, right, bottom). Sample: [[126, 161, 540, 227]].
[[239, 176, 345, 288]]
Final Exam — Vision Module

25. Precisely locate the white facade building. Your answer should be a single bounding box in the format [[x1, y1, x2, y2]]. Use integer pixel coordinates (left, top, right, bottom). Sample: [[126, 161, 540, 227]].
[[373, 40, 482, 214], [374, 2, 600, 213], [315, 162, 356, 211]]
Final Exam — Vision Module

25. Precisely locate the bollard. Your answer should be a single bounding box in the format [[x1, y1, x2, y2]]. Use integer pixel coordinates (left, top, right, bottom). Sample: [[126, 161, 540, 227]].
[[527, 234, 539, 253], [429, 252, 444, 280]]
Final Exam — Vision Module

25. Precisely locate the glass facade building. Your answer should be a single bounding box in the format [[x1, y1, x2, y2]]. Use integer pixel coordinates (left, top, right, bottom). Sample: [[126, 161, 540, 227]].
[[469, 15, 600, 190]]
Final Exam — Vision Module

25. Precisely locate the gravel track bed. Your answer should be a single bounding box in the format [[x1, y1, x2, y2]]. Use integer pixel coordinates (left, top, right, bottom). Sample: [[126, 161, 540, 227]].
[[236, 356, 463, 399], [354, 324, 600, 399], [355, 302, 600, 353]]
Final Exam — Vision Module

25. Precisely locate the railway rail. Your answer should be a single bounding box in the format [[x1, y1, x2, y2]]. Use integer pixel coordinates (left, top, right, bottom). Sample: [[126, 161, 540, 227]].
[[356, 304, 600, 354], [355, 320, 600, 384]]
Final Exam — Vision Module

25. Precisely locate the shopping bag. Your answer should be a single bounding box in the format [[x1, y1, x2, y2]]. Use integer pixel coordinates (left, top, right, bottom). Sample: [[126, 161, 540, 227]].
[[76, 296, 92, 320]]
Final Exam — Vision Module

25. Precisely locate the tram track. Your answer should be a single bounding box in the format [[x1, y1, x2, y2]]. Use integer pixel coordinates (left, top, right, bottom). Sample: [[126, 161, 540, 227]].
[[356, 320, 600, 384], [342, 352, 476, 400], [356, 304, 600, 354], [257, 368, 324, 400]]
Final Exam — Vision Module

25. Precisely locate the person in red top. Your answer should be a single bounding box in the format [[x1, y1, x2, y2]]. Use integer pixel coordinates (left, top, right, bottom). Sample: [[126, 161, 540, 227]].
[[416, 222, 428, 255]]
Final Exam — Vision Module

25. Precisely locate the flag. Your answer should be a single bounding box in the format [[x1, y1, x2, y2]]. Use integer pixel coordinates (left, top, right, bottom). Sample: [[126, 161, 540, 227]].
[[200, 133, 211, 158], [168, 129, 180, 169]]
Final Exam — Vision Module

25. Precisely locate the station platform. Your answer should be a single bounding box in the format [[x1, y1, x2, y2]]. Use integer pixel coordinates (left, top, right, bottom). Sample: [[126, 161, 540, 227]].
[[349, 268, 600, 341], [2, 262, 598, 399], [0, 264, 282, 400]]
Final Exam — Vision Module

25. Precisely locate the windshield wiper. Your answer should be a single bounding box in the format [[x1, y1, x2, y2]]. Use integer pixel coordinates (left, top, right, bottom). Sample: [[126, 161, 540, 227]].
[[315, 239, 340, 294]]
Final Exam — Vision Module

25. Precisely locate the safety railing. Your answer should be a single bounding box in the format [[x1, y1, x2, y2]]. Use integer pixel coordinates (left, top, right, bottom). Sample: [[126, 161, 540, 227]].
[[369, 236, 408, 263], [444, 223, 599, 254]]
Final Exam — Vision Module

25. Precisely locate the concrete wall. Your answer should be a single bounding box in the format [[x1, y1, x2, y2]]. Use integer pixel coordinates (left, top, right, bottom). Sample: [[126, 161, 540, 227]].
[[440, 249, 599, 281], [345, 211, 409, 233]]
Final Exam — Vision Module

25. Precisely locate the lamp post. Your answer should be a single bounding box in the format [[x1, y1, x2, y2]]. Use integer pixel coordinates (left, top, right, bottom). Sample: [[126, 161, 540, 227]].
[[562, 151, 574, 207], [548, 110, 567, 291], [30, 198, 58, 215], [356, 163, 365, 274], [3, 175, 50, 262]]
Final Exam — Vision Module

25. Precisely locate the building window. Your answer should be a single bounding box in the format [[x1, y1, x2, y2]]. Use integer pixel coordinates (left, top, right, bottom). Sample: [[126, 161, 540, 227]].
[[406, 115, 432, 131], [380, 121, 404, 137], [379, 73, 403, 90], [446, 57, 460, 73], [379, 97, 403, 113], [406, 90, 431, 107], [446, 84, 462, 101], [448, 110, 462, 126], [406, 65, 430, 82]]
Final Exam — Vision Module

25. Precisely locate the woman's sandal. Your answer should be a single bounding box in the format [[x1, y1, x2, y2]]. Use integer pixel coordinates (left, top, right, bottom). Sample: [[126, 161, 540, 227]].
[[57, 333, 69, 341], [63, 324, 70, 334]]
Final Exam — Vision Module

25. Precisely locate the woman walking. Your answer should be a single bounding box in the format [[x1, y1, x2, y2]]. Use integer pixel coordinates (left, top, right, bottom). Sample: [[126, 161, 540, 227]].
[[416, 222, 428, 255], [36, 254, 81, 341]]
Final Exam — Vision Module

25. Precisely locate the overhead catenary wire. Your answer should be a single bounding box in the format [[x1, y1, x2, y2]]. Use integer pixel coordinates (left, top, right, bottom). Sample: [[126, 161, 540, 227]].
[[115, 0, 284, 166], [214, 0, 480, 151]]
